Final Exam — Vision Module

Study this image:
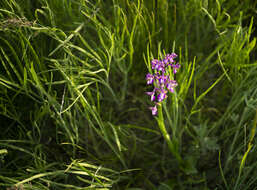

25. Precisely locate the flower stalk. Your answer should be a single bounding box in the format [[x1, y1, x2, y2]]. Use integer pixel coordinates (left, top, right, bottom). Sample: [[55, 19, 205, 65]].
[[156, 103, 183, 164]]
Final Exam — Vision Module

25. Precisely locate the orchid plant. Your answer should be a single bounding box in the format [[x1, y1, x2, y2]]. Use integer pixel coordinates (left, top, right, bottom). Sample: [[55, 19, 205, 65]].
[[145, 53, 187, 170]]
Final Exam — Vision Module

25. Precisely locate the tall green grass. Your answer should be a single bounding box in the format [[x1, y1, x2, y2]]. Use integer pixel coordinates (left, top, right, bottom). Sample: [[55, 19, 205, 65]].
[[0, 0, 257, 189]]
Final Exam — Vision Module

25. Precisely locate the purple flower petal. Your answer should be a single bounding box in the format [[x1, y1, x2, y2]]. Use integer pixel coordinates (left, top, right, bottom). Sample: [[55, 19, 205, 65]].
[[149, 105, 158, 115], [146, 73, 154, 85], [170, 53, 177, 58], [165, 53, 177, 63], [172, 63, 180, 74], [157, 89, 167, 102], [151, 59, 159, 70], [166, 80, 177, 93], [163, 58, 169, 64], [158, 75, 167, 85], [146, 91, 156, 102]]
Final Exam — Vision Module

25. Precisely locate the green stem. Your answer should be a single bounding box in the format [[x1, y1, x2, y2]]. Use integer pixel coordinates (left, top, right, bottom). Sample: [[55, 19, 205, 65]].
[[156, 104, 183, 164]]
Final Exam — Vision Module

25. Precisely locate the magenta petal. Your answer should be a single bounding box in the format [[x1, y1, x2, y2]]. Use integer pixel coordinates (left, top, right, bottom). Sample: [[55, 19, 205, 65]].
[[149, 105, 158, 115], [170, 53, 177, 58], [166, 80, 177, 93], [172, 63, 180, 73], [157, 89, 167, 102], [146, 91, 155, 101], [146, 73, 154, 84]]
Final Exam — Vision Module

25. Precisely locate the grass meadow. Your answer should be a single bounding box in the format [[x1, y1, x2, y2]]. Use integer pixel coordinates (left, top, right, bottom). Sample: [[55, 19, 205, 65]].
[[0, 0, 257, 189]]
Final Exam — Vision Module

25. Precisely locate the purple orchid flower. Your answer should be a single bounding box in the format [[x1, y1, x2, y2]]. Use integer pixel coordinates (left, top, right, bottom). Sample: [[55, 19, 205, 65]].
[[146, 73, 154, 85], [157, 89, 167, 102], [149, 105, 158, 115], [166, 80, 178, 93], [146, 52, 180, 115], [146, 90, 156, 102]]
